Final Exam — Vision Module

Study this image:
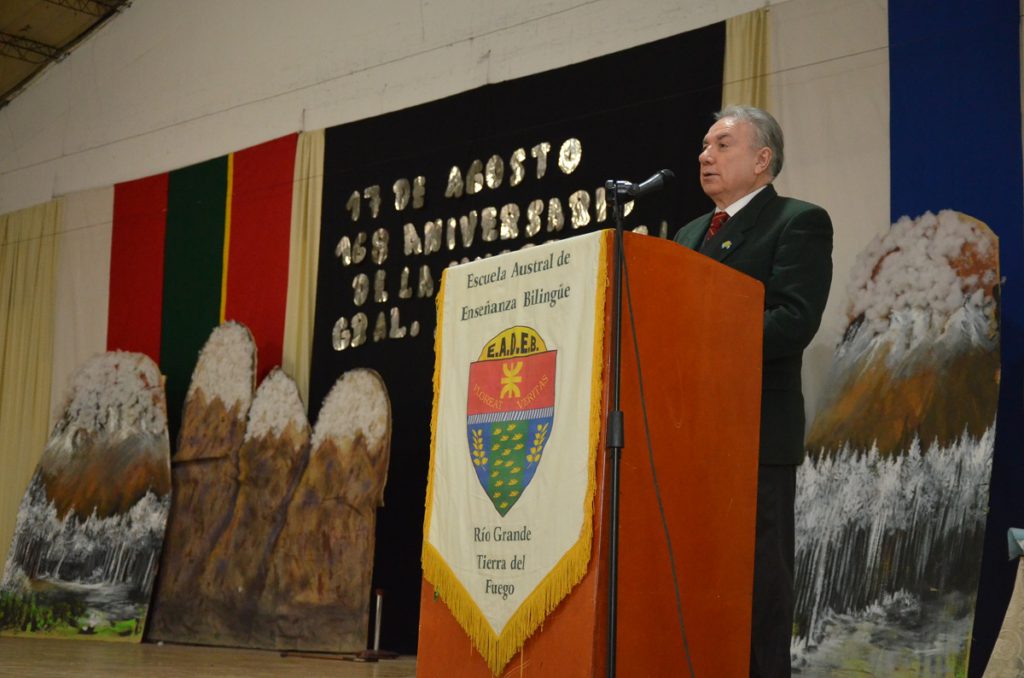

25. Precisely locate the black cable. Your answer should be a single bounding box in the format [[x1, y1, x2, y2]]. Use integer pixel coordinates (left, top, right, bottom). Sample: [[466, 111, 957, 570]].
[[621, 245, 696, 678]]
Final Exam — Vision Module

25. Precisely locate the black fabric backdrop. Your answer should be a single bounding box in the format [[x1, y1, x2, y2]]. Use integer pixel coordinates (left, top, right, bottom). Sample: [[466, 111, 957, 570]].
[[310, 24, 724, 652]]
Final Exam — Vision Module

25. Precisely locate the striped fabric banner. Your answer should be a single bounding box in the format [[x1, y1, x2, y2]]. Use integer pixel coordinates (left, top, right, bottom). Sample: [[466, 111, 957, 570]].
[[108, 134, 298, 441], [109, 173, 168, 362], [161, 156, 227, 438], [224, 137, 296, 375]]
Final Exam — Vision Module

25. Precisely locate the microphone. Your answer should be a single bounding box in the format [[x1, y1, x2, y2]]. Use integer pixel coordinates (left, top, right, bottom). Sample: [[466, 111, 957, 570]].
[[605, 169, 675, 198]]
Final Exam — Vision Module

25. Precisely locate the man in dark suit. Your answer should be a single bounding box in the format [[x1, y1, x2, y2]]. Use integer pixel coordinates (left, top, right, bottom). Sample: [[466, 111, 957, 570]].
[[674, 105, 833, 677]]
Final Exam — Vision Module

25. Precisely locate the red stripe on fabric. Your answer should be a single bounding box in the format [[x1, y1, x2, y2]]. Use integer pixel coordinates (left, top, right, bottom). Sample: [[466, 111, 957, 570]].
[[223, 133, 298, 382], [108, 174, 168, 361]]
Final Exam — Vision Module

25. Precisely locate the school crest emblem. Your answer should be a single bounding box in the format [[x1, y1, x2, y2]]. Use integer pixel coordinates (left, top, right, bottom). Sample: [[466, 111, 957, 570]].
[[466, 326, 556, 516]]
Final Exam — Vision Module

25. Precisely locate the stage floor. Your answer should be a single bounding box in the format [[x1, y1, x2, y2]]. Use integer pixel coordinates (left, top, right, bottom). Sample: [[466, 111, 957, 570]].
[[0, 636, 417, 677]]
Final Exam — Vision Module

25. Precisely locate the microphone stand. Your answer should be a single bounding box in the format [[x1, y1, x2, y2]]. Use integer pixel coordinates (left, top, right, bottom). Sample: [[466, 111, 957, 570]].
[[604, 181, 627, 678]]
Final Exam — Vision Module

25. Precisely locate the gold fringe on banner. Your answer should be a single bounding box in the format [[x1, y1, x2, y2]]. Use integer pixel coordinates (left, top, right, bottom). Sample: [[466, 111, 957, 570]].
[[422, 232, 609, 675]]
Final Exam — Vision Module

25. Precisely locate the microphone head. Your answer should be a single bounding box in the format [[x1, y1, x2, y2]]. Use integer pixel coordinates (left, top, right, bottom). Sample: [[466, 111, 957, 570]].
[[628, 169, 675, 198]]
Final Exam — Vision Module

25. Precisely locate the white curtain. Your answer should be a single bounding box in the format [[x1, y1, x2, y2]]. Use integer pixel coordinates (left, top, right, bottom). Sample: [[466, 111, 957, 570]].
[[50, 186, 113, 428], [282, 129, 325, 411]]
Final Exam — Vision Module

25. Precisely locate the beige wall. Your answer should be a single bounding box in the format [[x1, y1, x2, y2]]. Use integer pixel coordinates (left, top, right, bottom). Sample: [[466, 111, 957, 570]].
[[0, 0, 772, 215], [768, 0, 890, 419]]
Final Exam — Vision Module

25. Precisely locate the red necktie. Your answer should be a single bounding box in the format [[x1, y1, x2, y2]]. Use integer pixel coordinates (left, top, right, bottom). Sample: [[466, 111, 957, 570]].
[[705, 211, 729, 241]]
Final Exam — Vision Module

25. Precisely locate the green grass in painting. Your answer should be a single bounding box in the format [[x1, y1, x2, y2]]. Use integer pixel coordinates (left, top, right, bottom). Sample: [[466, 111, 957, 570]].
[[0, 591, 85, 633], [829, 642, 969, 676], [0, 591, 141, 640], [95, 619, 140, 638]]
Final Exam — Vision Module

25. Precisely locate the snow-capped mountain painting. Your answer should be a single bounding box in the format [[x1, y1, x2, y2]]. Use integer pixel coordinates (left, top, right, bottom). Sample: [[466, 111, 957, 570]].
[[147, 322, 392, 651], [0, 352, 171, 641], [794, 211, 999, 675]]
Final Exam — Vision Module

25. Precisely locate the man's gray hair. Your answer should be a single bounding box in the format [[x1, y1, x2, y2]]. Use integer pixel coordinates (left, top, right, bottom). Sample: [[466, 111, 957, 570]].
[[715, 105, 784, 178]]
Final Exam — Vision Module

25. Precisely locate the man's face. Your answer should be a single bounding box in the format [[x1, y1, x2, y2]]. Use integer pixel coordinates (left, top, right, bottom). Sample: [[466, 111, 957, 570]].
[[698, 116, 771, 209]]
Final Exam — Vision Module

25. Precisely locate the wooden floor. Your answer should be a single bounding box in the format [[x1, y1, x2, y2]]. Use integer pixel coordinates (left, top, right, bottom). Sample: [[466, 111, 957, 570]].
[[0, 636, 417, 677]]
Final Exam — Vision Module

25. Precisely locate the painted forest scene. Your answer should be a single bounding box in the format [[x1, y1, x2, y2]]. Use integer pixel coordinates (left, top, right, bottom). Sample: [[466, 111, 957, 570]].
[[0, 353, 171, 640], [792, 211, 999, 675]]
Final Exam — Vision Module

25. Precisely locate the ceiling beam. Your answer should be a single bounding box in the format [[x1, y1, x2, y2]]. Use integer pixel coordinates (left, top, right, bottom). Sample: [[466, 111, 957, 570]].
[[42, 0, 125, 18], [0, 32, 65, 64], [0, 0, 131, 109]]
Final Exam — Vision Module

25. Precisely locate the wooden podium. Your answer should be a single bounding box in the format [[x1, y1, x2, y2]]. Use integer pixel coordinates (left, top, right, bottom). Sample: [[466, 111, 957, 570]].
[[418, 231, 764, 677]]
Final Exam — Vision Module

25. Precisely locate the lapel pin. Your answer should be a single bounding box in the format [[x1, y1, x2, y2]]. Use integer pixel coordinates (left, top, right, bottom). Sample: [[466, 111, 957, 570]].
[[721, 240, 732, 250]]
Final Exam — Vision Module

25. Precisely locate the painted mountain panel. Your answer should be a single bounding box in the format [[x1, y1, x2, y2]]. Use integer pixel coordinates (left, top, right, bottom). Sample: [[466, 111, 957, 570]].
[[0, 352, 171, 641], [258, 369, 391, 651], [194, 367, 312, 645], [146, 322, 392, 651], [794, 211, 999, 675], [147, 321, 255, 640]]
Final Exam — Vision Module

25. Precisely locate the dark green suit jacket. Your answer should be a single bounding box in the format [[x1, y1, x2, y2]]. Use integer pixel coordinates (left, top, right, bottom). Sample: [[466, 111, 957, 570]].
[[674, 184, 833, 465]]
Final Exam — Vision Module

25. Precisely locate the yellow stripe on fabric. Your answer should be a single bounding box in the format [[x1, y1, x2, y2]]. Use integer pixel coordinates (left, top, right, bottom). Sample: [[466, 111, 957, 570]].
[[421, 233, 608, 675], [219, 153, 234, 323]]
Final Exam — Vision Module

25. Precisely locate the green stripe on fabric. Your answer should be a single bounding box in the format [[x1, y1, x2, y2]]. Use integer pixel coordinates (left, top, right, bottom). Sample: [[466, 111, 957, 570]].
[[161, 156, 228, 445]]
